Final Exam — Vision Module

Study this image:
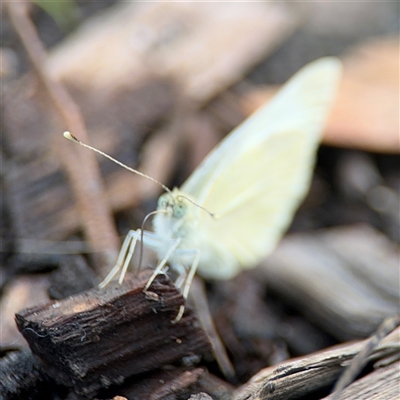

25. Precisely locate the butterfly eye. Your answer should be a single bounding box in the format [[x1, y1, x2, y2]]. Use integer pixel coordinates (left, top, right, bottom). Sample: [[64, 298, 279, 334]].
[[157, 193, 170, 209], [173, 201, 186, 218]]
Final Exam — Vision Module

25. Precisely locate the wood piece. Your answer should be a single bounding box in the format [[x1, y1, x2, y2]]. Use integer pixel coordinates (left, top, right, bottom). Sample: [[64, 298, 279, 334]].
[[257, 224, 400, 341], [15, 270, 211, 397], [7, 252, 61, 275], [112, 366, 233, 400], [0, 340, 230, 400], [323, 360, 400, 400], [233, 328, 400, 400], [129, 368, 207, 400], [0, 350, 54, 400], [189, 277, 235, 380], [330, 315, 400, 400], [47, 255, 98, 300]]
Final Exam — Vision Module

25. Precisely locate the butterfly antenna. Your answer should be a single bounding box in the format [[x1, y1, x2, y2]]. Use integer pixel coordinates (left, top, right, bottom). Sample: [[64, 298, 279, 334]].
[[177, 195, 218, 219], [63, 131, 172, 194]]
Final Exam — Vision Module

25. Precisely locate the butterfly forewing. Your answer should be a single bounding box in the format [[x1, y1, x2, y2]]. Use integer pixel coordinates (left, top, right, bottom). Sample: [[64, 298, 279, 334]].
[[179, 57, 342, 279]]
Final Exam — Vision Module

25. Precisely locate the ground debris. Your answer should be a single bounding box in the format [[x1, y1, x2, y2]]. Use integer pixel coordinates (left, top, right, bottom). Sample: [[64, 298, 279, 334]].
[[259, 225, 400, 341], [15, 270, 211, 397], [0, 349, 63, 400], [234, 327, 400, 400], [113, 367, 233, 400]]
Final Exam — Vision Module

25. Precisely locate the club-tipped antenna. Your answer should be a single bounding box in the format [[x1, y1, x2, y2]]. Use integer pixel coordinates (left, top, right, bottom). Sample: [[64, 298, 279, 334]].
[[63, 131, 172, 194], [176, 195, 217, 219], [64, 132, 217, 218]]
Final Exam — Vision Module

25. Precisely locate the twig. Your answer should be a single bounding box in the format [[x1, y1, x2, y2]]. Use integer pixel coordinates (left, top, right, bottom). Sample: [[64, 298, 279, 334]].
[[6, 1, 120, 275], [190, 277, 236, 380], [330, 315, 400, 400]]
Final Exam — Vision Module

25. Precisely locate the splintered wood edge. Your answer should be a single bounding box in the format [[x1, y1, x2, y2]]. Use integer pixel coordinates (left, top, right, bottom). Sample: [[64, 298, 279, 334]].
[[233, 328, 400, 400], [15, 270, 212, 396], [322, 360, 400, 400]]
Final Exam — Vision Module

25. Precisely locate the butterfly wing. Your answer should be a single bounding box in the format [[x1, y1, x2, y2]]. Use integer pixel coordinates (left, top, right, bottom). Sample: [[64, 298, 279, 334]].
[[180, 57, 342, 279]]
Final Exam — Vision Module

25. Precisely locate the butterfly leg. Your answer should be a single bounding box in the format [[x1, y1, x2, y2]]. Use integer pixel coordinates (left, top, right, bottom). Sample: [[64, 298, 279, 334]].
[[98, 229, 142, 288], [174, 266, 186, 289], [118, 230, 145, 285], [143, 238, 181, 292], [99, 229, 165, 288], [172, 248, 201, 323]]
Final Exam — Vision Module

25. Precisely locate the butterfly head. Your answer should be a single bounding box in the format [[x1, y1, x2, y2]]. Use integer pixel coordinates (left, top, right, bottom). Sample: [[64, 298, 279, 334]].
[[157, 191, 188, 219]]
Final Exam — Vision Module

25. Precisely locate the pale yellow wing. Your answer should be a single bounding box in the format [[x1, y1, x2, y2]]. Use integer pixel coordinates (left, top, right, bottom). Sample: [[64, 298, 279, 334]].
[[180, 58, 342, 279]]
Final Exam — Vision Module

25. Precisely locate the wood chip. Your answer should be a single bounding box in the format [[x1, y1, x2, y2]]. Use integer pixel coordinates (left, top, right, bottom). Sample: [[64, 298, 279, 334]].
[[323, 360, 400, 400], [234, 328, 400, 400], [0, 350, 51, 399], [15, 270, 211, 397], [257, 224, 400, 340], [115, 366, 233, 400]]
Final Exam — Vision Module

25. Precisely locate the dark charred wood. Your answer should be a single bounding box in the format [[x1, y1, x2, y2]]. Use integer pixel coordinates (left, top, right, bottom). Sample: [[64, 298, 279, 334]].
[[7, 253, 62, 275], [48, 255, 98, 300], [107, 367, 233, 400], [15, 270, 211, 397], [0, 349, 63, 400]]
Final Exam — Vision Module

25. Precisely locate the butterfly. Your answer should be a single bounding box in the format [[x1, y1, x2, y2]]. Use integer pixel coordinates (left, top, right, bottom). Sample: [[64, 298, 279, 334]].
[[64, 57, 342, 321]]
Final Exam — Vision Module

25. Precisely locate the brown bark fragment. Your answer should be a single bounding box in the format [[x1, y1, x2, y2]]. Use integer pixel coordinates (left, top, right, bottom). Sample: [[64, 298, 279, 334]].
[[15, 270, 211, 397]]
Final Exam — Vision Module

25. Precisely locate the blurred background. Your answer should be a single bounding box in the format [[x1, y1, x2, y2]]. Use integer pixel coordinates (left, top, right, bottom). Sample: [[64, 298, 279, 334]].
[[1, 0, 399, 395]]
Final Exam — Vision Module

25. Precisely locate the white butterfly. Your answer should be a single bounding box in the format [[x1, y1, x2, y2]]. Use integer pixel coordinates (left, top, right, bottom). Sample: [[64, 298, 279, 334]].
[[65, 57, 342, 321]]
